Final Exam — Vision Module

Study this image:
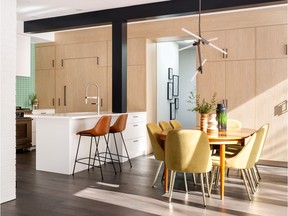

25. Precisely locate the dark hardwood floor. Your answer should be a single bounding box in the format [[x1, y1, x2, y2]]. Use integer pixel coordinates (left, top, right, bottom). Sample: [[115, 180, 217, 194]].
[[1, 150, 287, 216]]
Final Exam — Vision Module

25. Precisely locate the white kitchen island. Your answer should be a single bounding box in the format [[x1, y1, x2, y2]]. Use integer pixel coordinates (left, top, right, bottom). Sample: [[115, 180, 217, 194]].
[[27, 112, 147, 175]]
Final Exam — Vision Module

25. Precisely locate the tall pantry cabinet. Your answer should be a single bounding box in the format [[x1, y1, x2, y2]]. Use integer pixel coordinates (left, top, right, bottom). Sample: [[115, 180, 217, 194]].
[[35, 41, 109, 113]]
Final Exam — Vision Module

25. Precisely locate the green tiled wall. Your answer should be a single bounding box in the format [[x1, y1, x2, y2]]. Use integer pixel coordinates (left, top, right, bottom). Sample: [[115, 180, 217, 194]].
[[16, 44, 35, 109]]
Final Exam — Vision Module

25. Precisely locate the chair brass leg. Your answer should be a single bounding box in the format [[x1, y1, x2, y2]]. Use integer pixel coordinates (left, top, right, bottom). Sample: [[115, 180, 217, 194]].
[[205, 172, 210, 198], [192, 173, 197, 185], [255, 164, 261, 181], [241, 169, 252, 201], [152, 161, 163, 187], [209, 166, 216, 194], [168, 171, 176, 202], [200, 173, 207, 207], [184, 173, 188, 193], [245, 169, 255, 194]]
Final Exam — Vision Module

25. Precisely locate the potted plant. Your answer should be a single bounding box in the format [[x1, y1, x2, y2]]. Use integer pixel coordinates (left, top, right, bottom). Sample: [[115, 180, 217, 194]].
[[29, 93, 38, 109], [187, 92, 217, 132]]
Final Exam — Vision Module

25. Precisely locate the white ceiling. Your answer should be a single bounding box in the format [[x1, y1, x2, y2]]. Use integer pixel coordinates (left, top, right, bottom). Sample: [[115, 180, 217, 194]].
[[17, 0, 170, 21]]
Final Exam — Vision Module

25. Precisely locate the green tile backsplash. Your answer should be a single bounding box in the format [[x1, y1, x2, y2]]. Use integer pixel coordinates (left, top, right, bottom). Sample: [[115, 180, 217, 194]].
[[16, 44, 35, 109]]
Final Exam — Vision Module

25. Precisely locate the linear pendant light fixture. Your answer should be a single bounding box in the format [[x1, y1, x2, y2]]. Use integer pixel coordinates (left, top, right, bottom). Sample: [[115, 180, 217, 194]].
[[179, 0, 228, 81]]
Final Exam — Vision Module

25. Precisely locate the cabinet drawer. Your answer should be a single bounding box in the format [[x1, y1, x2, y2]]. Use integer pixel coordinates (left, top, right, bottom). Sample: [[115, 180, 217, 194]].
[[123, 122, 146, 140], [125, 136, 146, 159], [127, 113, 146, 124]]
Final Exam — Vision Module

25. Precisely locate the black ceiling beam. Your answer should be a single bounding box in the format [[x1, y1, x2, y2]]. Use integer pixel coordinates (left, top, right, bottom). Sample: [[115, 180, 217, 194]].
[[24, 0, 285, 33]]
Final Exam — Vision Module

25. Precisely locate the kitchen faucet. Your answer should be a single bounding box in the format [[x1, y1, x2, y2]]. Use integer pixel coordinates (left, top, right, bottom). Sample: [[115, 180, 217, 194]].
[[85, 82, 100, 115]]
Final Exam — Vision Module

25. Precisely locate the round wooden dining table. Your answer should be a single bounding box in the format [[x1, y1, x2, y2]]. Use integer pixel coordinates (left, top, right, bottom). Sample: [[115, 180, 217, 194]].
[[158, 128, 256, 199]]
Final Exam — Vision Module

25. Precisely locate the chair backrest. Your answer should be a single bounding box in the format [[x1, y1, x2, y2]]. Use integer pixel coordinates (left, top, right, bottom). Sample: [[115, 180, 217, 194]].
[[226, 123, 269, 169], [110, 114, 128, 133], [159, 121, 173, 131], [165, 129, 212, 173], [227, 119, 242, 130], [91, 115, 112, 136], [169, 120, 182, 129], [255, 123, 269, 162], [146, 123, 164, 161]]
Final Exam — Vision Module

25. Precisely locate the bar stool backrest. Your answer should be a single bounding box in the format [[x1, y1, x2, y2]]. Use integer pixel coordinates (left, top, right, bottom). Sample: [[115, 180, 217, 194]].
[[110, 114, 128, 133], [91, 116, 112, 136]]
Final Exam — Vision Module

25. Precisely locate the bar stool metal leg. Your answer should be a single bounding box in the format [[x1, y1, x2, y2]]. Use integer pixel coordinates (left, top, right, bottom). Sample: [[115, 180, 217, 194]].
[[113, 133, 122, 172], [72, 135, 82, 175], [93, 136, 104, 181], [120, 132, 132, 168], [104, 135, 117, 175]]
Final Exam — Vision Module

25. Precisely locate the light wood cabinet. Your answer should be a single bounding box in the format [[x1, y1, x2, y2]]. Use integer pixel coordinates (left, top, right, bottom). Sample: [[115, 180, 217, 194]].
[[55, 58, 108, 113], [200, 31, 226, 62], [35, 69, 56, 109], [225, 60, 256, 128], [128, 38, 146, 65], [35, 45, 55, 70], [35, 44, 56, 109], [255, 59, 288, 162], [256, 24, 288, 59], [127, 65, 146, 110], [199, 28, 255, 62], [225, 28, 255, 60]]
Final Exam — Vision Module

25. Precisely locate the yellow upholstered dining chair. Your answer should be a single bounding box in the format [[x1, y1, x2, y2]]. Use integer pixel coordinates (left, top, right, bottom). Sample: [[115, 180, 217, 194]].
[[159, 121, 173, 131], [146, 123, 165, 187], [165, 129, 212, 207], [169, 120, 182, 129], [210, 123, 269, 200]]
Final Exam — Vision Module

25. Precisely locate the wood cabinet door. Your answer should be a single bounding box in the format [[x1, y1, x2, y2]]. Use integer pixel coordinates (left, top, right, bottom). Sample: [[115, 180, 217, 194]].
[[196, 61, 226, 104], [225, 60, 256, 128], [127, 65, 146, 110], [55, 69, 65, 113], [255, 59, 288, 162], [199, 30, 226, 62], [35, 69, 55, 109], [62, 58, 108, 112], [61, 41, 107, 66], [128, 38, 146, 65], [35, 45, 55, 70], [225, 28, 256, 60], [256, 25, 288, 59]]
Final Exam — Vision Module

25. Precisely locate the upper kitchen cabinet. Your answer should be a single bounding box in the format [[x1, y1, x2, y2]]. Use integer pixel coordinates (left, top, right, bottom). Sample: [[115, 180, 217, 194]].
[[35, 44, 55, 70], [199, 30, 226, 62], [127, 38, 146, 65], [56, 41, 108, 68], [256, 25, 288, 59], [197, 28, 255, 62], [225, 28, 255, 60]]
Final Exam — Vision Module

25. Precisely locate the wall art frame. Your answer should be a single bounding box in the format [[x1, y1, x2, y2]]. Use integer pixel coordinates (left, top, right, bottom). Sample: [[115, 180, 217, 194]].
[[172, 75, 179, 96]]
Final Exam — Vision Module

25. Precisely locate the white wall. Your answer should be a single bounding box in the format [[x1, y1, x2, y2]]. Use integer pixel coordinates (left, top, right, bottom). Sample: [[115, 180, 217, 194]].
[[157, 42, 179, 122], [178, 47, 197, 128], [0, 0, 16, 203]]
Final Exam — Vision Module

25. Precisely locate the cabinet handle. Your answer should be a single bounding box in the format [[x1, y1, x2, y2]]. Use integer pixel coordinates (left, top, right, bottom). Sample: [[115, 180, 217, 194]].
[[225, 48, 228, 58], [61, 59, 64, 67], [52, 60, 55, 68], [58, 98, 61, 106], [101, 98, 103, 107], [133, 115, 139, 118], [97, 57, 99, 65], [64, 86, 67, 106], [222, 49, 226, 59], [285, 44, 288, 55], [133, 124, 139, 127], [52, 98, 55, 106], [133, 140, 139, 143]]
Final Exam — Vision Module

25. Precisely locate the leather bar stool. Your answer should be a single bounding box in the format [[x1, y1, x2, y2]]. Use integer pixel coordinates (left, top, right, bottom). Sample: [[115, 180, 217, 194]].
[[107, 114, 132, 172], [72, 115, 117, 180]]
